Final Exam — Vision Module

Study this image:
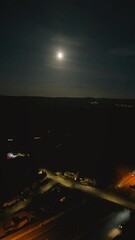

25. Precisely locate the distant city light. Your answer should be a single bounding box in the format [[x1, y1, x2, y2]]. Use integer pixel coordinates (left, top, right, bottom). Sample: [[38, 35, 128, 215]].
[[6, 152, 29, 159], [38, 169, 46, 175], [34, 136, 41, 140], [7, 153, 17, 159], [8, 138, 13, 142]]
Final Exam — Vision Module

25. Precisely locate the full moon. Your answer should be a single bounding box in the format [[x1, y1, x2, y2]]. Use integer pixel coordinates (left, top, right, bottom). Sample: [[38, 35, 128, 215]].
[[56, 51, 64, 60]]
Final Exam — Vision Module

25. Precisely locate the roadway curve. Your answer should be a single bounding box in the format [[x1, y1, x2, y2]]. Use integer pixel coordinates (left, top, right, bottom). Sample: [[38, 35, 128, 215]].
[[45, 169, 135, 211]]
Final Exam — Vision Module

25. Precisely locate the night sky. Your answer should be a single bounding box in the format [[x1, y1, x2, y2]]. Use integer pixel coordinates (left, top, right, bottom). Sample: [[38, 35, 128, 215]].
[[0, 0, 135, 98]]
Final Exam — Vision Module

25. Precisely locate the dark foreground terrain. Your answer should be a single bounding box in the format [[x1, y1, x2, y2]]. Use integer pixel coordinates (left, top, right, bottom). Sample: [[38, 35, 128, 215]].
[[0, 96, 135, 239]]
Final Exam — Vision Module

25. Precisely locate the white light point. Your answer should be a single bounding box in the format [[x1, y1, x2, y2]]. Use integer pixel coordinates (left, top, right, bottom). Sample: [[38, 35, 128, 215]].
[[56, 51, 64, 60]]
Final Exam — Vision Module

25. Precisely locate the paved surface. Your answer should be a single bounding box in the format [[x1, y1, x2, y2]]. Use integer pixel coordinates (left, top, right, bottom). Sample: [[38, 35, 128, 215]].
[[45, 169, 135, 211], [1, 169, 134, 239], [1, 201, 114, 240]]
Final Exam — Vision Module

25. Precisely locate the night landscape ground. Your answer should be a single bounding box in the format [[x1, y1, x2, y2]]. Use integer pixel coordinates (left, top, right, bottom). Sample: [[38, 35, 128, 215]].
[[0, 96, 135, 239]]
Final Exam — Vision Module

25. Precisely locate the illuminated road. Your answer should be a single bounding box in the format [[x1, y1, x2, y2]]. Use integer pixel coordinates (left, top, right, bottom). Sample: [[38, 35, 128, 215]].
[[2, 212, 65, 240], [45, 169, 135, 211], [2, 200, 131, 240], [1, 170, 134, 240], [1, 200, 121, 240], [2, 169, 135, 220]]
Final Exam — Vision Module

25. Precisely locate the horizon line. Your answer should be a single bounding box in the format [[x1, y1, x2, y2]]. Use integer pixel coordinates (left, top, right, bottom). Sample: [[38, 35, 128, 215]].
[[0, 95, 135, 100]]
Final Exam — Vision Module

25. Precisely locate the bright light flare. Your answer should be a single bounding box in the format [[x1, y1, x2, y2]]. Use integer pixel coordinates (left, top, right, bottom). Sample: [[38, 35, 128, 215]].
[[7, 152, 17, 159], [107, 228, 121, 239], [56, 51, 64, 60]]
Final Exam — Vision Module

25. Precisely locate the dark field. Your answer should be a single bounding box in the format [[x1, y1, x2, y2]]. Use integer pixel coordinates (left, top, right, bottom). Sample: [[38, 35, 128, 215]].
[[0, 96, 135, 200], [0, 96, 135, 239]]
